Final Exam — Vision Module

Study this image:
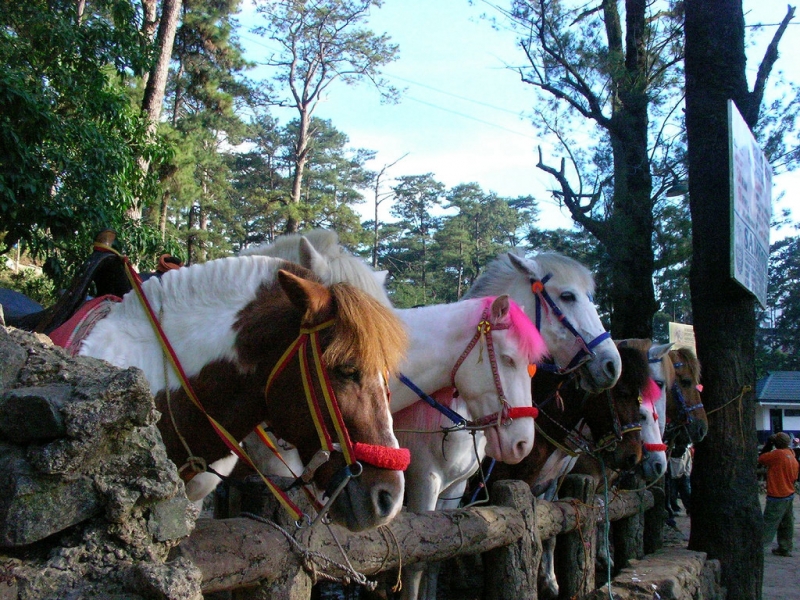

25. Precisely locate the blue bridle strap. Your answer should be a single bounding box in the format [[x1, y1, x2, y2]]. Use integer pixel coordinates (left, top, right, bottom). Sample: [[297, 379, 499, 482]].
[[532, 273, 611, 374], [397, 373, 467, 428]]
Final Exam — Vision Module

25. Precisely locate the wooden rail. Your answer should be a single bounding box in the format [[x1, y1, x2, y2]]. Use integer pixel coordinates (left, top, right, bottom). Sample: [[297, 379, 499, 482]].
[[179, 476, 654, 599]]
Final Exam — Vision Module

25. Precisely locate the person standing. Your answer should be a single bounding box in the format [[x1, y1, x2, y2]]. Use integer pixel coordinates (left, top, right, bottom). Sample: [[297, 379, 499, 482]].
[[759, 431, 799, 557]]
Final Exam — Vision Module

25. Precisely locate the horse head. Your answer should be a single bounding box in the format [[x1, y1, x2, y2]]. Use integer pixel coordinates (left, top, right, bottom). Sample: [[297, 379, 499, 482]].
[[667, 347, 708, 443], [464, 251, 621, 394], [250, 267, 409, 531], [450, 295, 547, 464]]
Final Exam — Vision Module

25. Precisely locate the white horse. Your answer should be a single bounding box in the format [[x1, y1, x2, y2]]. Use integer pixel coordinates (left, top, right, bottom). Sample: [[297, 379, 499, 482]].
[[244, 232, 621, 600]]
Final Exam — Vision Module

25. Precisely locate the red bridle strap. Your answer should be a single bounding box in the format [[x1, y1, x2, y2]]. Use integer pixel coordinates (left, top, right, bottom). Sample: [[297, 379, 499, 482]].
[[354, 443, 411, 471], [469, 405, 539, 429], [644, 443, 668, 452]]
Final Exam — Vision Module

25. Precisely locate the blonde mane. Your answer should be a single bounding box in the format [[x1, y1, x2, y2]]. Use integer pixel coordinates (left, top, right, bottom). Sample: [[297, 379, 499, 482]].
[[669, 347, 701, 383], [326, 282, 407, 376]]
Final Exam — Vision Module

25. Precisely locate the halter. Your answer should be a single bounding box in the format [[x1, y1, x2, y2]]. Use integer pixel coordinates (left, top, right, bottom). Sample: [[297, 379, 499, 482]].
[[97, 242, 409, 526], [594, 390, 643, 452], [530, 274, 611, 374], [400, 306, 538, 432], [265, 320, 411, 509], [668, 361, 705, 426]]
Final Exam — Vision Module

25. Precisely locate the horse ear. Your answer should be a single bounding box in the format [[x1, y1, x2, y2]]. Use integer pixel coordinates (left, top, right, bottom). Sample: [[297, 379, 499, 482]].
[[298, 237, 333, 283], [277, 269, 331, 317], [648, 342, 674, 361], [374, 270, 389, 285], [507, 252, 534, 277], [490, 294, 511, 321]]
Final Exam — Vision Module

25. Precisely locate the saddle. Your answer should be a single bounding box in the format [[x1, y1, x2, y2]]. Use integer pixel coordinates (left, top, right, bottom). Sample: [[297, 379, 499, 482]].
[[7, 230, 132, 334]]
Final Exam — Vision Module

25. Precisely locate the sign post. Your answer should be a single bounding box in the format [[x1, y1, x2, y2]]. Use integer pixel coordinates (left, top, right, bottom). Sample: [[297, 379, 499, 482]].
[[729, 100, 771, 307]]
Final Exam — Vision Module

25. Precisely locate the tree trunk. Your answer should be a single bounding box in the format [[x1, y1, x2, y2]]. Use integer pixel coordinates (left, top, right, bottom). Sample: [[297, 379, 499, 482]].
[[131, 0, 181, 221], [684, 2, 763, 598], [605, 0, 656, 339], [287, 110, 312, 234]]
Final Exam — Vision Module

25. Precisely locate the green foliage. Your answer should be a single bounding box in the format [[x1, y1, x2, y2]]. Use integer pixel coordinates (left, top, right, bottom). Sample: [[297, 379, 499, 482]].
[[757, 234, 800, 377], [0, 0, 161, 272], [0, 264, 57, 307]]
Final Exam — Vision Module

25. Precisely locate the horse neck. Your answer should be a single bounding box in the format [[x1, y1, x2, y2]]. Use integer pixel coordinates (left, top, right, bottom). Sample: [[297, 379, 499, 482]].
[[534, 373, 586, 441], [390, 301, 486, 412]]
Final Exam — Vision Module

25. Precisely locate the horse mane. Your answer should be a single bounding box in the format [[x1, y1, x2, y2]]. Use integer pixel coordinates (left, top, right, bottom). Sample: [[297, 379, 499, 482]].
[[240, 229, 392, 307], [325, 282, 407, 376], [670, 347, 701, 382], [616, 340, 666, 410], [478, 296, 548, 362], [464, 250, 596, 300]]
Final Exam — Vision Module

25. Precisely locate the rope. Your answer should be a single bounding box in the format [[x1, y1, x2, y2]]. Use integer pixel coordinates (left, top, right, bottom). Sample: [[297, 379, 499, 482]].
[[240, 512, 377, 590], [705, 385, 751, 415], [377, 526, 403, 593]]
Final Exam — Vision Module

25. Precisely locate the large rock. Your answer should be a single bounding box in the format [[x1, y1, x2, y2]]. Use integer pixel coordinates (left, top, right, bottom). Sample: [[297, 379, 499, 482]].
[[0, 327, 201, 599]]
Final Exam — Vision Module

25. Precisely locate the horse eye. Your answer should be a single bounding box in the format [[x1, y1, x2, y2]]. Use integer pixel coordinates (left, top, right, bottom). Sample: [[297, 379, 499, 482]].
[[502, 355, 516, 368], [654, 379, 665, 389], [681, 378, 693, 388], [336, 365, 360, 382], [560, 291, 576, 302]]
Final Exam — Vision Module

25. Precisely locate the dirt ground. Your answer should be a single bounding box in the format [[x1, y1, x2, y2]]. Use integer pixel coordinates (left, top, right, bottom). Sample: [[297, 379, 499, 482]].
[[663, 494, 799, 600]]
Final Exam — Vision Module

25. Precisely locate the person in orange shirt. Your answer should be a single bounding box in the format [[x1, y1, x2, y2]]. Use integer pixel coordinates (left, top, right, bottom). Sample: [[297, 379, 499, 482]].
[[759, 431, 800, 557]]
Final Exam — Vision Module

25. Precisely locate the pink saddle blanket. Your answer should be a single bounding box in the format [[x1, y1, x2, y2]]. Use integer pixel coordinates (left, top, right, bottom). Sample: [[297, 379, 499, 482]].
[[49, 294, 121, 355]]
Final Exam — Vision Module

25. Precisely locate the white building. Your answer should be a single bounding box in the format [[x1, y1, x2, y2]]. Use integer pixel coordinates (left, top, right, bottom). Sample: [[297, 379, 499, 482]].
[[756, 371, 800, 444]]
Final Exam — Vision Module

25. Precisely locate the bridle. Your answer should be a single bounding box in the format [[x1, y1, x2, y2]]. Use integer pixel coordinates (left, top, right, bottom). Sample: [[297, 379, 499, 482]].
[[529, 274, 611, 374], [594, 390, 643, 453], [265, 319, 411, 524], [666, 361, 705, 428], [399, 305, 538, 433]]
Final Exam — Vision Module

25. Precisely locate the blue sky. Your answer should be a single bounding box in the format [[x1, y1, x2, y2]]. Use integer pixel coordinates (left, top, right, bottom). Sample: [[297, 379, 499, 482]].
[[238, 0, 799, 238]]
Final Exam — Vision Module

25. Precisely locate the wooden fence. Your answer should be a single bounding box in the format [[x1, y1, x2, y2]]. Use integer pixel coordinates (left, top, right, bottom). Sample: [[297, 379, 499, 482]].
[[178, 475, 656, 599]]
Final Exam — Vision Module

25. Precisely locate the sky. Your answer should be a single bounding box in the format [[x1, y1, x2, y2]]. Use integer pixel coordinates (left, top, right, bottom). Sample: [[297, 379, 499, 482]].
[[237, 0, 799, 239]]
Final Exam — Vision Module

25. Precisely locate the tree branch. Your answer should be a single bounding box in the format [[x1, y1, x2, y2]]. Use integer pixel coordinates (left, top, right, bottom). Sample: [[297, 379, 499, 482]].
[[747, 4, 796, 127]]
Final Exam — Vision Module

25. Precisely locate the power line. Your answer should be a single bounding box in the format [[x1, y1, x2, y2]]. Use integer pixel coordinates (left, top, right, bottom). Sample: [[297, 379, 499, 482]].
[[387, 73, 524, 116]]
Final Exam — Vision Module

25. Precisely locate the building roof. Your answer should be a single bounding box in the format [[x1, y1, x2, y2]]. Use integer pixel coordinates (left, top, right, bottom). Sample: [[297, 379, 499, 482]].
[[757, 372, 800, 403]]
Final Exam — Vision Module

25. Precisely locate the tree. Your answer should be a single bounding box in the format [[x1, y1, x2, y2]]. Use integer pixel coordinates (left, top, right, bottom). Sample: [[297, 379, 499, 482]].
[[757, 234, 800, 376], [684, 2, 795, 598], [254, 0, 399, 233], [432, 184, 537, 301], [0, 0, 163, 280], [505, 0, 685, 338], [385, 174, 445, 306]]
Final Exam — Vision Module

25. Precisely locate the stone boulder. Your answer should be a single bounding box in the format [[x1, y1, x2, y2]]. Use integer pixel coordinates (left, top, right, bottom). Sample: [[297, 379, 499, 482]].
[[0, 326, 201, 600]]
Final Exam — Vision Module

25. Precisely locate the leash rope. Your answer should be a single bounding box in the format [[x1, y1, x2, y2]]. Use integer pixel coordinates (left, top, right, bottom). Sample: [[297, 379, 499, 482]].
[[705, 385, 751, 416], [240, 512, 376, 589]]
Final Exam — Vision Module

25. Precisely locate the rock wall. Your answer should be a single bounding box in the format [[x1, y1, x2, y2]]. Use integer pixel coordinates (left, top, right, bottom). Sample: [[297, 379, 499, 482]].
[[0, 324, 201, 600]]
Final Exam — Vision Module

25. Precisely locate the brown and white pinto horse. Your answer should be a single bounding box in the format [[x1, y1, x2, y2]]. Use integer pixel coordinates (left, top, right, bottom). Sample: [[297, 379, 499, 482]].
[[74, 256, 409, 531]]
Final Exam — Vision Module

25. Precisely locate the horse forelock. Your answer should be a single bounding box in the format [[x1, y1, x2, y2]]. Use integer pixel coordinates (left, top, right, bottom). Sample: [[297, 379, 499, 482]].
[[323, 283, 407, 376], [643, 378, 661, 407], [479, 296, 547, 363], [532, 253, 595, 295], [670, 347, 701, 382]]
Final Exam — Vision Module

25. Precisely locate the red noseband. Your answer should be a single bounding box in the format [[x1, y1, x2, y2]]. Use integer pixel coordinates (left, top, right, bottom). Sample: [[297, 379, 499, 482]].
[[353, 442, 411, 471]]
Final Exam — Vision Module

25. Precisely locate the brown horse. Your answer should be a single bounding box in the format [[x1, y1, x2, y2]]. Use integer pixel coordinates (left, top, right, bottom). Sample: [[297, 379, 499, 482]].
[[68, 256, 409, 531], [666, 347, 708, 444]]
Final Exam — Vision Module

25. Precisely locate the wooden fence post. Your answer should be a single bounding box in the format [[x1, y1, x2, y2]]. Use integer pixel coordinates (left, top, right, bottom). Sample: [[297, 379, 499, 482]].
[[643, 477, 666, 554], [554, 474, 597, 599], [483, 480, 539, 600]]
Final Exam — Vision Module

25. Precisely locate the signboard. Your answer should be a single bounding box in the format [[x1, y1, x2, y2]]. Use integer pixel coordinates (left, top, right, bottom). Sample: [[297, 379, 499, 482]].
[[668, 322, 696, 355], [729, 99, 771, 307]]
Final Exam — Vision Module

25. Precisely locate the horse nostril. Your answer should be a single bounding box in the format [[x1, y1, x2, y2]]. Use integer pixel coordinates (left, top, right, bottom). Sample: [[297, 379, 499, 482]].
[[515, 439, 531, 459], [655, 462, 664, 474], [374, 489, 396, 517], [604, 359, 617, 380], [625, 454, 638, 469]]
